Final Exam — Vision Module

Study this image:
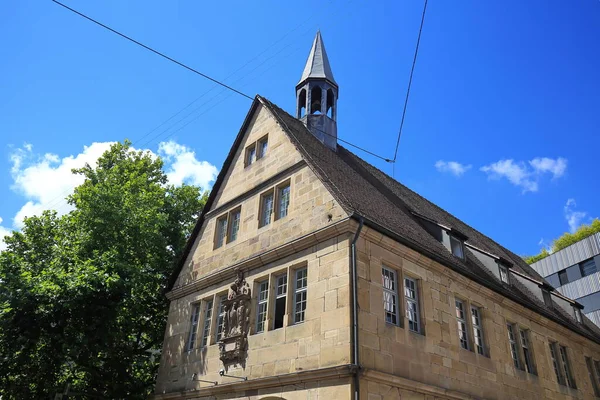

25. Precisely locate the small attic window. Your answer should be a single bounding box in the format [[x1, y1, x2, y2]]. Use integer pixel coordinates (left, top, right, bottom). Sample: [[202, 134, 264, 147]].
[[542, 289, 553, 307], [450, 236, 464, 259], [574, 307, 582, 323], [499, 264, 509, 284]]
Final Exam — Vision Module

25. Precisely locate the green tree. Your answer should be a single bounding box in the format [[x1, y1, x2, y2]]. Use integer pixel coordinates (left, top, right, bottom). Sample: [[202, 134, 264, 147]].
[[0, 141, 208, 399], [523, 218, 600, 264]]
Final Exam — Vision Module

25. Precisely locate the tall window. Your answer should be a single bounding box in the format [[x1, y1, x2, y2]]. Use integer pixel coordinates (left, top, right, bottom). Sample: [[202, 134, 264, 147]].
[[586, 357, 600, 397], [404, 277, 421, 333], [200, 299, 213, 347], [499, 264, 509, 284], [595, 360, 600, 389], [507, 324, 520, 369], [558, 270, 569, 286], [450, 236, 464, 259], [293, 268, 308, 324], [257, 136, 268, 160], [519, 329, 535, 374], [256, 281, 269, 333], [259, 191, 274, 228], [187, 304, 201, 351], [382, 267, 399, 325], [580, 258, 597, 277], [559, 345, 576, 388], [549, 342, 565, 385], [228, 209, 241, 242], [245, 145, 256, 167], [273, 274, 287, 329], [471, 306, 485, 355], [214, 207, 242, 249], [215, 297, 226, 342], [276, 183, 291, 220], [455, 300, 469, 350]]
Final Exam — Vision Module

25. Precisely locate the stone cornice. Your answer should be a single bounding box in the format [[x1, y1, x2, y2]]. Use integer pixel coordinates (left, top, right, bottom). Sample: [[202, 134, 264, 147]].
[[166, 217, 355, 301], [150, 364, 354, 400], [363, 369, 477, 400]]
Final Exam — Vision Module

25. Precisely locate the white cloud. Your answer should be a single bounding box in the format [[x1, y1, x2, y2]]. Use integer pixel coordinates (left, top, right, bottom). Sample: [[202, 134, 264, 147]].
[[480, 159, 538, 193], [0, 218, 12, 251], [564, 198, 587, 233], [529, 157, 567, 179], [2, 140, 218, 248], [434, 160, 471, 177], [158, 140, 218, 188], [480, 156, 567, 193]]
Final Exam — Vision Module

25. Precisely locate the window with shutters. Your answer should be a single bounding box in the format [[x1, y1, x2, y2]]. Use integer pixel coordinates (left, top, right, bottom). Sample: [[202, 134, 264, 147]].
[[580, 258, 597, 277]]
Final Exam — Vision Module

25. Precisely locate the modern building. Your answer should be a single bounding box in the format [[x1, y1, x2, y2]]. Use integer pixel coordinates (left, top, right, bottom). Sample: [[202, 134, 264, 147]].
[[152, 33, 600, 400], [530, 233, 600, 327]]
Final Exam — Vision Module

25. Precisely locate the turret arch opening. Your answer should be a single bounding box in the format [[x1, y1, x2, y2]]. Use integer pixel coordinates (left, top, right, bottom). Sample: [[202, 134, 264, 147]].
[[310, 86, 322, 114], [298, 88, 307, 117], [326, 88, 335, 118]]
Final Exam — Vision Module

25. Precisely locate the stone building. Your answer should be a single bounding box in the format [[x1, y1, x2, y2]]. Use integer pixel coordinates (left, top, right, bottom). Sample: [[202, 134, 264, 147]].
[[153, 33, 600, 400]]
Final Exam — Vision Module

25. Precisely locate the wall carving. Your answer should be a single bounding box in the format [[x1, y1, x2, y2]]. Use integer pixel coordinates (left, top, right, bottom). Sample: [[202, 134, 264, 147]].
[[219, 270, 251, 370]]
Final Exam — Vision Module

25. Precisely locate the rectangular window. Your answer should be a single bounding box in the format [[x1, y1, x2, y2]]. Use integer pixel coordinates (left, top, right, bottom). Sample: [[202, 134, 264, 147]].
[[259, 191, 274, 227], [499, 264, 509, 284], [273, 274, 287, 329], [558, 270, 569, 286], [215, 297, 226, 342], [519, 329, 535, 374], [455, 299, 469, 350], [276, 183, 291, 220], [382, 267, 399, 325], [215, 216, 228, 248], [581, 259, 597, 277], [507, 324, 521, 369], [595, 360, 600, 389], [450, 236, 464, 259], [245, 145, 256, 167], [200, 299, 213, 347], [256, 280, 269, 333], [257, 136, 268, 159], [187, 304, 201, 351], [471, 306, 485, 355], [586, 357, 600, 396], [228, 208, 241, 242], [293, 268, 308, 324], [549, 342, 565, 385], [404, 277, 421, 333], [559, 345, 576, 388]]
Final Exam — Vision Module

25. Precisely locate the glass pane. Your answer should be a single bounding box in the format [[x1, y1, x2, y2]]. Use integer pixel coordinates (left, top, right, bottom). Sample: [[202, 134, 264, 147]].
[[278, 185, 290, 219]]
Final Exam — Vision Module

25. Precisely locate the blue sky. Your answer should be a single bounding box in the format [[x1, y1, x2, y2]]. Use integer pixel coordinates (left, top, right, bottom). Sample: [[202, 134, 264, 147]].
[[1, 0, 599, 255]]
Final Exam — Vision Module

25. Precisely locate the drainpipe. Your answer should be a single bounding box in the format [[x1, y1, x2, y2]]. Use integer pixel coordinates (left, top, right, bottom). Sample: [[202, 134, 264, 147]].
[[350, 216, 364, 400]]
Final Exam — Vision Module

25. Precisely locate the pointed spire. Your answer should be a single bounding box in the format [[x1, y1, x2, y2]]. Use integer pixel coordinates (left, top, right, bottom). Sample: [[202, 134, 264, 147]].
[[297, 31, 337, 87]]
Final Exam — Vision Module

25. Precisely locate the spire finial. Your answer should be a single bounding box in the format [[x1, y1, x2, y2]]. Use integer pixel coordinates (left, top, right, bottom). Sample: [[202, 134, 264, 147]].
[[297, 31, 337, 88]]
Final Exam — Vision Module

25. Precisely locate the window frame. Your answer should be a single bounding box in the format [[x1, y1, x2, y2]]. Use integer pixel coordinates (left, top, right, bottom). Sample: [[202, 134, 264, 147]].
[[275, 181, 291, 221], [259, 189, 275, 228], [382, 266, 400, 326], [559, 345, 576, 389], [257, 135, 268, 160], [404, 276, 421, 333], [200, 298, 214, 348], [455, 299, 469, 350], [449, 235, 465, 259], [499, 264, 510, 284], [519, 328, 536, 375], [215, 296, 227, 342], [187, 303, 201, 351], [255, 280, 269, 334], [506, 323, 521, 370], [293, 267, 308, 324], [245, 143, 257, 167], [580, 258, 597, 278], [273, 273, 288, 330], [227, 207, 241, 243], [558, 270, 569, 286], [549, 342, 565, 386], [470, 305, 485, 355], [586, 357, 600, 397], [214, 207, 242, 249]]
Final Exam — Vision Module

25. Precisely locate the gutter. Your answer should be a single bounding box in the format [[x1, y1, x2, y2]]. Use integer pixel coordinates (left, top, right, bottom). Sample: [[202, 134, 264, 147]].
[[350, 215, 364, 400]]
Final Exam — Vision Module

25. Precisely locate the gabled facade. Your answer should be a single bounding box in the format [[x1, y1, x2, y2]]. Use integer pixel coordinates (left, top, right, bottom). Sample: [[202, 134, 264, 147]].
[[153, 33, 600, 400]]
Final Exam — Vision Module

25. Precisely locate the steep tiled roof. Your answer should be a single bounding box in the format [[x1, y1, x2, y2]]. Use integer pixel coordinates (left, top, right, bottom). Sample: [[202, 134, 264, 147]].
[[259, 96, 600, 343]]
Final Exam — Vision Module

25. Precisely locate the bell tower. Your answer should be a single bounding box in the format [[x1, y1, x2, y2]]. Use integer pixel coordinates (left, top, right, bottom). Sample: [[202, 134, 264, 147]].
[[296, 31, 338, 150]]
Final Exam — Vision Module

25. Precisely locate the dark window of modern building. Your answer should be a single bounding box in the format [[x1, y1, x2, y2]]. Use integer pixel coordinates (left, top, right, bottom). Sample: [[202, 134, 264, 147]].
[[580, 258, 597, 277], [558, 270, 569, 286], [577, 291, 600, 313], [546, 273, 560, 289]]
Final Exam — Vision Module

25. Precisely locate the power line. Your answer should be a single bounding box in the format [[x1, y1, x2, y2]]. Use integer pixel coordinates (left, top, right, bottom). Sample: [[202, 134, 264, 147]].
[[51, 0, 254, 101], [392, 0, 428, 177]]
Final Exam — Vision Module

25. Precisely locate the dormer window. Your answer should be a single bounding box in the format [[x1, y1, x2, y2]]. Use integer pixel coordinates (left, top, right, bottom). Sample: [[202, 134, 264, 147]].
[[450, 236, 464, 259], [499, 264, 509, 284], [574, 307, 583, 323]]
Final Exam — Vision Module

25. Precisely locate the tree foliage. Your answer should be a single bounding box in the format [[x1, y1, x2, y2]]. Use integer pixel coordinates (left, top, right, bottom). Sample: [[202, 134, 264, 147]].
[[523, 219, 600, 264], [0, 141, 208, 399]]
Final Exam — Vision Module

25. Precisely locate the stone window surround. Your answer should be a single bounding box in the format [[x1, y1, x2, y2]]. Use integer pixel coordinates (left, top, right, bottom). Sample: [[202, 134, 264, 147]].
[[186, 296, 223, 351], [244, 134, 269, 167], [258, 179, 292, 229], [186, 303, 201, 351], [452, 294, 489, 357], [213, 206, 242, 249], [380, 262, 426, 335]]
